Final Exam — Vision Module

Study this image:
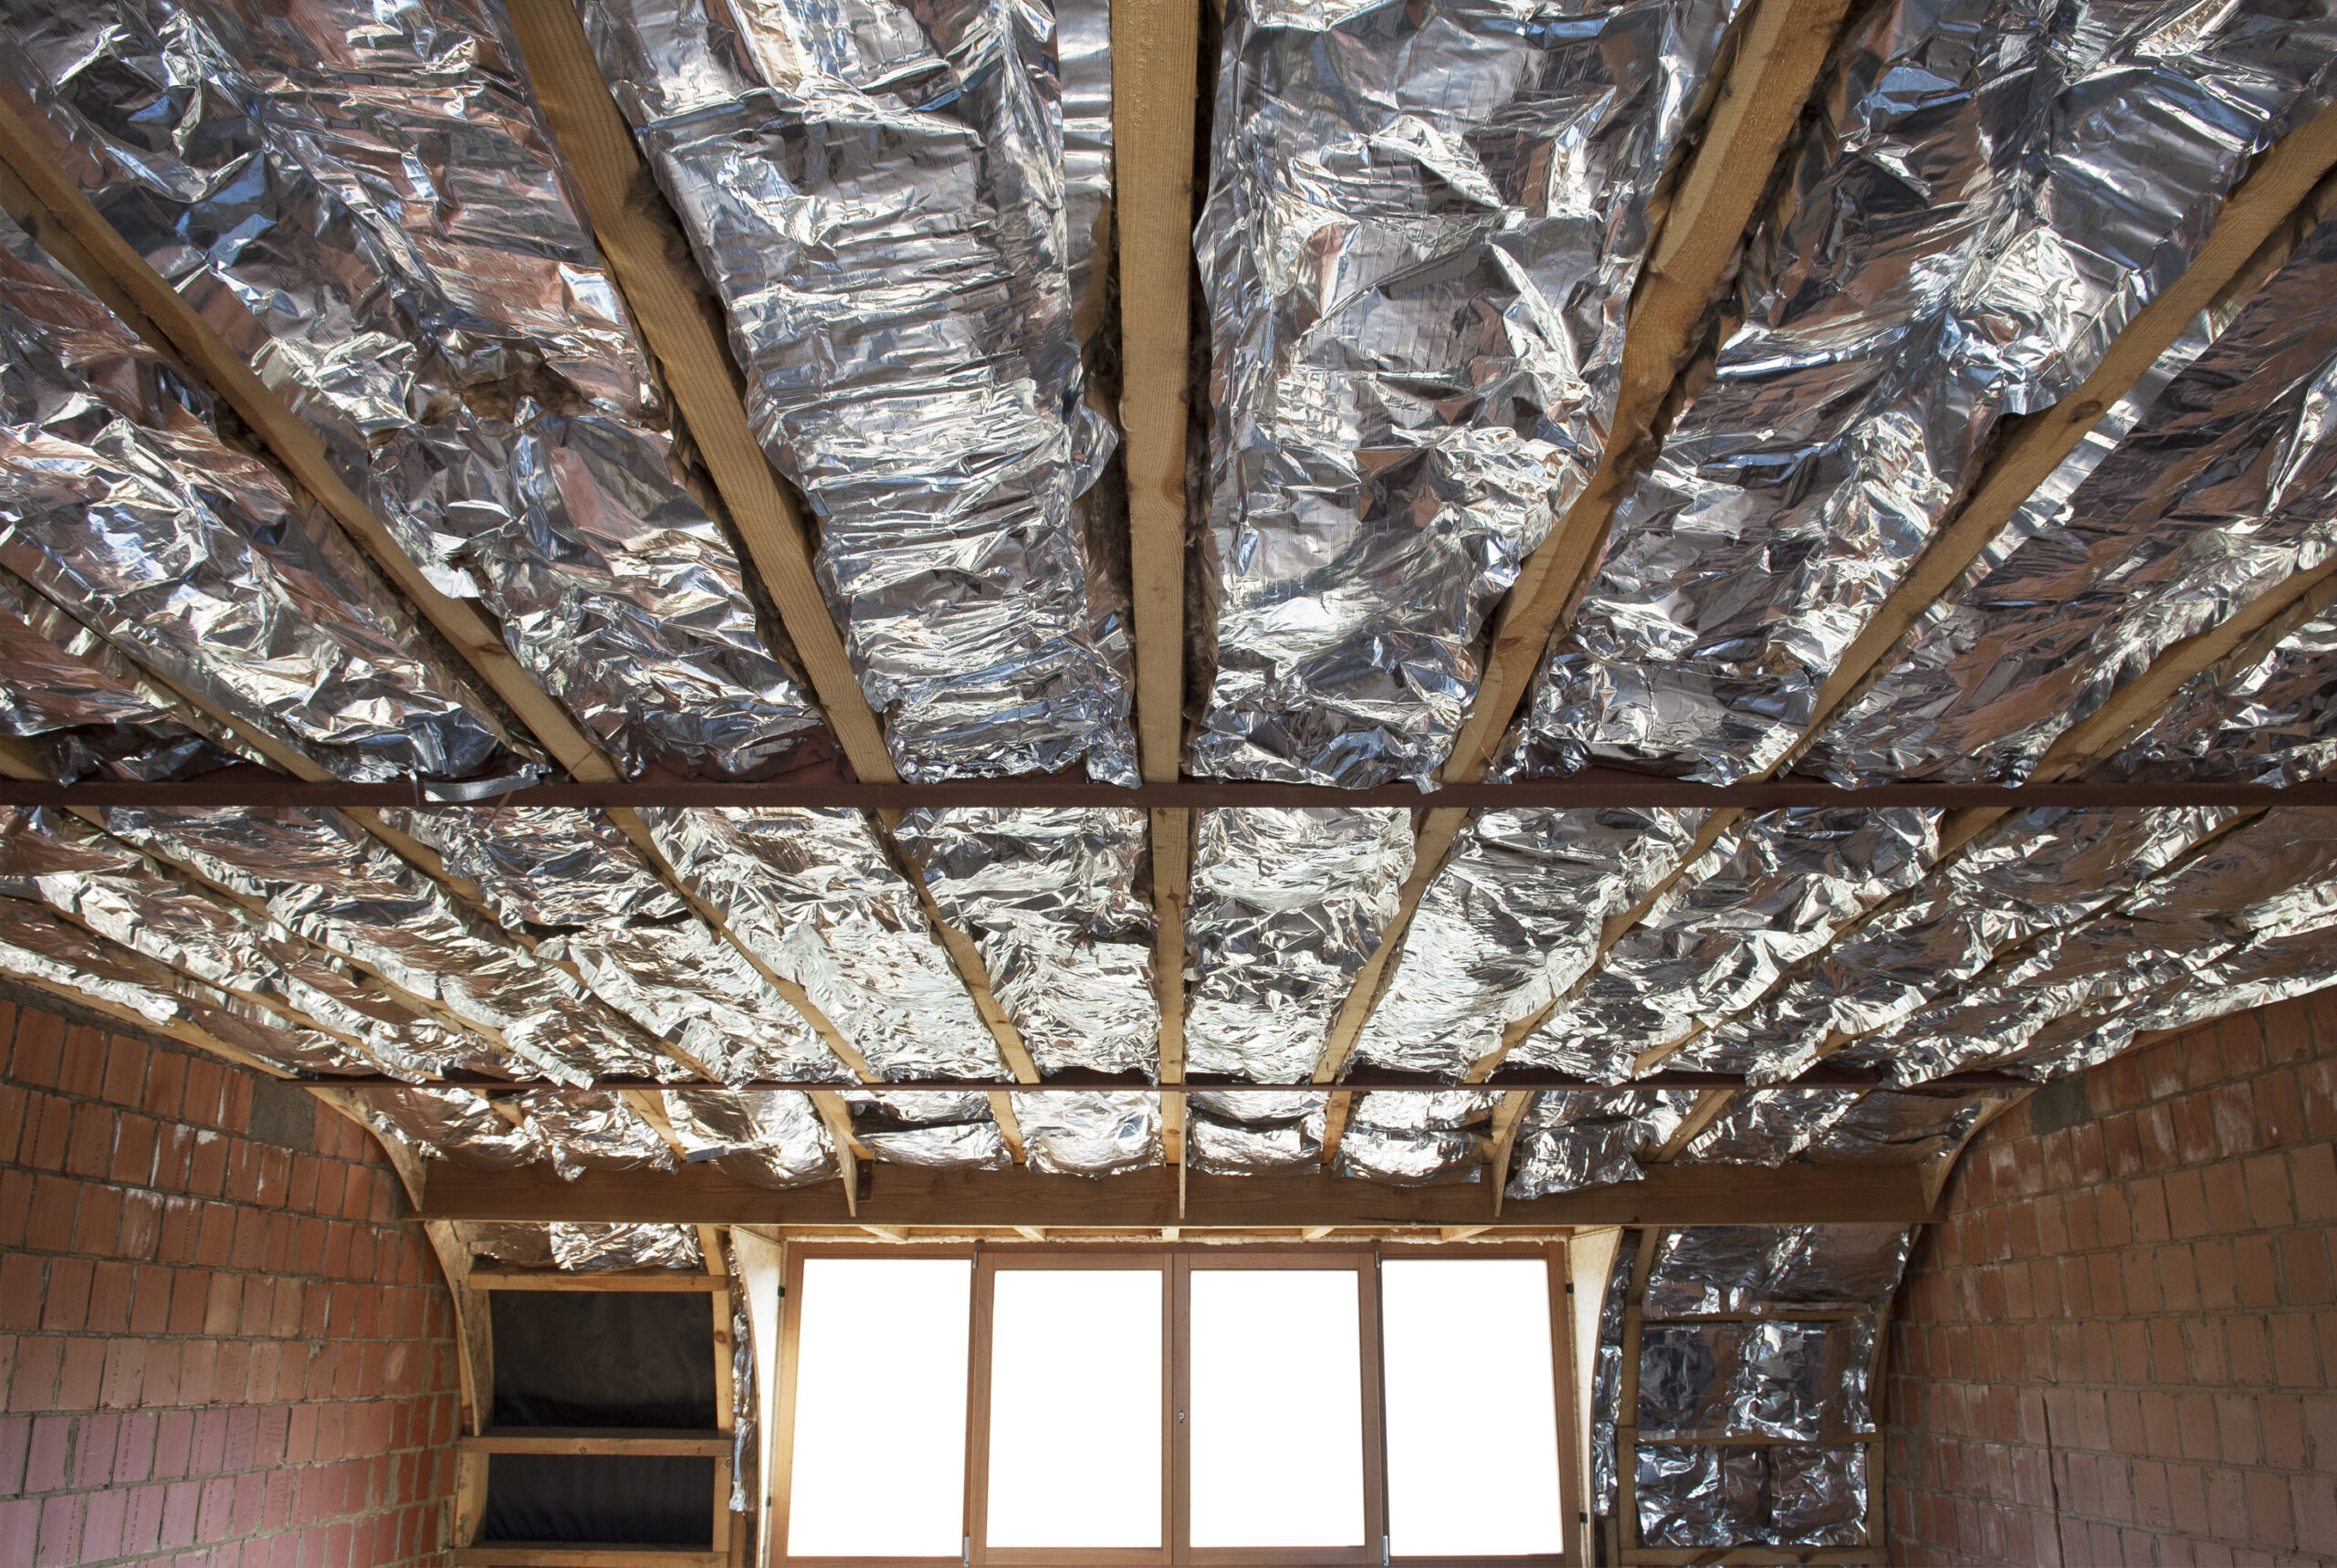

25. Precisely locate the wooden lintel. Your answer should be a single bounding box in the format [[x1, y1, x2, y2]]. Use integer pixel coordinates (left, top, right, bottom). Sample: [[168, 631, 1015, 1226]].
[[450, 1552, 720, 1568], [458, 1428, 733, 1458], [416, 1159, 1937, 1228], [464, 1267, 730, 1293]]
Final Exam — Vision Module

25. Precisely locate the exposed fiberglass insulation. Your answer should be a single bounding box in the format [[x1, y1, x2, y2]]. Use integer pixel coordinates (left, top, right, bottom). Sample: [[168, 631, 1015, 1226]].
[[579, 0, 1135, 785], [1596, 1227, 1913, 1546], [0, 200, 528, 784], [1515, 809, 1938, 1082], [2101, 601, 2337, 787], [895, 809, 1157, 1075], [96, 806, 676, 1082], [1185, 1089, 1327, 1176], [0, 0, 831, 779], [1334, 1089, 1493, 1186], [844, 1090, 1011, 1170], [1353, 807, 1702, 1078], [1184, 808, 1411, 1081], [1189, 0, 1745, 788], [1009, 1090, 1160, 1177], [1813, 206, 2337, 788], [383, 807, 847, 1084], [644, 807, 1004, 1080], [664, 1087, 835, 1188], [1504, 0, 2337, 784], [1504, 1087, 1694, 1199]]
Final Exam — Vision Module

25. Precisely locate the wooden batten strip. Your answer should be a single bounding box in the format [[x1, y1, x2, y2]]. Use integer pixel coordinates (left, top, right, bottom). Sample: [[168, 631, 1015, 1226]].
[[457, 1429, 733, 1458], [1152, 806, 1191, 1164], [500, 0, 893, 783]]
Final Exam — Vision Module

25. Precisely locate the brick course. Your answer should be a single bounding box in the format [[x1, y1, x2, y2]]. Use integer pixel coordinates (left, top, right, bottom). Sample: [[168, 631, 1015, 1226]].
[[0, 1003, 456, 1565], [1886, 990, 2337, 1566]]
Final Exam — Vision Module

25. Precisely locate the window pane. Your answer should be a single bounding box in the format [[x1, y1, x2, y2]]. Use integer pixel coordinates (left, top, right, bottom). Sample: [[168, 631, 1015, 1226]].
[[985, 1269, 1163, 1547], [789, 1258, 971, 1556], [1383, 1259, 1564, 1555], [1188, 1269, 1366, 1547]]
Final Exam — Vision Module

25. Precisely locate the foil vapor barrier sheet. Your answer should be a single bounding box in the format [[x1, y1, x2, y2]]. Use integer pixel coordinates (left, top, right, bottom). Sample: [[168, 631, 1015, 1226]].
[[0, 200, 524, 783], [0, 0, 832, 779], [1638, 1318, 1873, 1438], [645, 808, 1004, 1080], [1797, 1086, 2013, 1166], [2101, 601, 2337, 788], [1636, 1444, 1865, 1548], [100, 806, 676, 1083], [1519, 809, 1937, 1082], [1590, 1228, 1638, 1514], [1184, 809, 1412, 1081], [550, 1223, 704, 1272], [579, 0, 1136, 784], [1354, 808, 1703, 1079], [1503, 0, 2337, 784], [1, 806, 487, 1081], [1504, 1088, 1694, 1199], [1644, 1226, 1913, 1317], [895, 809, 1156, 1075], [1813, 206, 2337, 787], [517, 1090, 676, 1182], [1334, 1090, 1490, 1186], [1678, 1092, 1857, 1166], [384, 807, 846, 1084], [1009, 1091, 1159, 1177], [663, 1088, 836, 1189], [844, 1090, 1012, 1170], [728, 1277, 755, 1513], [1189, 0, 1744, 787], [1185, 1090, 1326, 1176], [355, 1086, 548, 1170]]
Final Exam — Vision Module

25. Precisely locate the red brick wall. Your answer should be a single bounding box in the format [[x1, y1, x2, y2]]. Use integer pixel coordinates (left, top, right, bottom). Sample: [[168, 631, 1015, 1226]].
[[1884, 990, 2337, 1565], [0, 1000, 458, 1565]]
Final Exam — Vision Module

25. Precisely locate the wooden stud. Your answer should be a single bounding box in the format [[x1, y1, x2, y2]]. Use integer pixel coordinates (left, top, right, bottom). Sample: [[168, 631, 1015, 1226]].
[[424, 1222, 498, 1441], [1486, 1091, 1535, 1218]]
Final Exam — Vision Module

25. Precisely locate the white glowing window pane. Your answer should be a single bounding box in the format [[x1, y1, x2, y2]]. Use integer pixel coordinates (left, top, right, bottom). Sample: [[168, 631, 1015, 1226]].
[[1188, 1269, 1366, 1547], [1383, 1259, 1563, 1556], [788, 1258, 970, 1556], [985, 1269, 1163, 1547]]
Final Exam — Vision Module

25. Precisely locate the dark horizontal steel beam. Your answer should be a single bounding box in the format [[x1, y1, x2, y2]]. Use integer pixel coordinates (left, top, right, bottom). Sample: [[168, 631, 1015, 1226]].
[[6, 761, 2332, 810], [309, 1068, 2028, 1093]]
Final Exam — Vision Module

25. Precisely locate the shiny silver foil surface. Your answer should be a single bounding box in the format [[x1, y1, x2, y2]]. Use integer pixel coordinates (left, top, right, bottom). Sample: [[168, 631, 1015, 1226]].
[[1504, 0, 2337, 784], [1590, 1227, 1637, 1514], [578, 0, 1136, 784], [1185, 1089, 1327, 1176], [663, 1087, 836, 1189], [517, 1090, 676, 1181], [895, 809, 1156, 1075], [1812, 208, 2337, 787], [1188, 0, 1745, 787], [1643, 1225, 1913, 1316], [386, 806, 847, 1083], [1354, 807, 1703, 1079], [1333, 1089, 1490, 1186], [1637, 1441, 1865, 1548], [1184, 808, 1412, 1081], [2101, 603, 2337, 788], [0, 201, 527, 782], [550, 1222, 705, 1272], [102, 806, 676, 1083], [1678, 1091, 1856, 1166], [645, 807, 1004, 1080], [845, 1090, 1014, 1169], [0, 0, 832, 779], [1799, 1086, 2010, 1166], [1518, 809, 1936, 1081], [1503, 1088, 1693, 1199], [1009, 1090, 1159, 1177], [355, 1086, 548, 1170]]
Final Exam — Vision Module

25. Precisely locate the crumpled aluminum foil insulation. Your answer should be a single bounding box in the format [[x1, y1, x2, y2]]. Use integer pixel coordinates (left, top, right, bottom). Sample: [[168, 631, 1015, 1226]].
[[1811, 205, 2337, 789], [1590, 1227, 1638, 1515], [2100, 601, 2337, 788], [1185, 1089, 1327, 1176], [1639, 1317, 1873, 1439], [1334, 1090, 1490, 1186], [577, 0, 1136, 784], [1501, 0, 2337, 785], [355, 1086, 550, 1170], [1354, 807, 1703, 1080], [0, 0, 833, 779], [1188, 0, 1745, 788], [100, 806, 677, 1084], [383, 806, 849, 1085], [894, 809, 1157, 1076], [645, 808, 1003, 1081], [1796, 1086, 2011, 1167], [1010, 1090, 1160, 1178], [1635, 1443, 1865, 1549], [465, 1222, 557, 1269], [1504, 1089, 1695, 1200], [1676, 1092, 1858, 1167], [844, 1090, 1013, 1170], [550, 1222, 705, 1272], [1643, 1225, 1913, 1317], [0, 194, 527, 784], [1184, 808, 1412, 1081], [1516, 809, 1937, 1082], [516, 1090, 676, 1182], [664, 1088, 836, 1189]]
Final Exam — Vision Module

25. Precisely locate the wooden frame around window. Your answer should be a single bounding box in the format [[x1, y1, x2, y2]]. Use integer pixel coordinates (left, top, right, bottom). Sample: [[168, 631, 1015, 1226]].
[[770, 1240, 1579, 1568]]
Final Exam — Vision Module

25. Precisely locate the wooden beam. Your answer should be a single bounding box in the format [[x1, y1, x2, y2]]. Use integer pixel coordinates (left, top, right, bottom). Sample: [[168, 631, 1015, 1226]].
[[417, 1156, 1939, 1228], [1153, 806, 1191, 1164], [1441, 0, 1860, 782], [500, 0, 892, 783], [464, 1268, 731, 1292], [451, 1552, 720, 1568], [1485, 1090, 1535, 1218], [1115, 0, 1203, 784], [457, 1429, 733, 1458], [423, 1221, 497, 1438]]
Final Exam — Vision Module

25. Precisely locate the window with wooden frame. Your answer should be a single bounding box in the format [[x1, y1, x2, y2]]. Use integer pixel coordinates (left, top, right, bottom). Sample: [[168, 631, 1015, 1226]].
[[769, 1241, 1581, 1566]]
